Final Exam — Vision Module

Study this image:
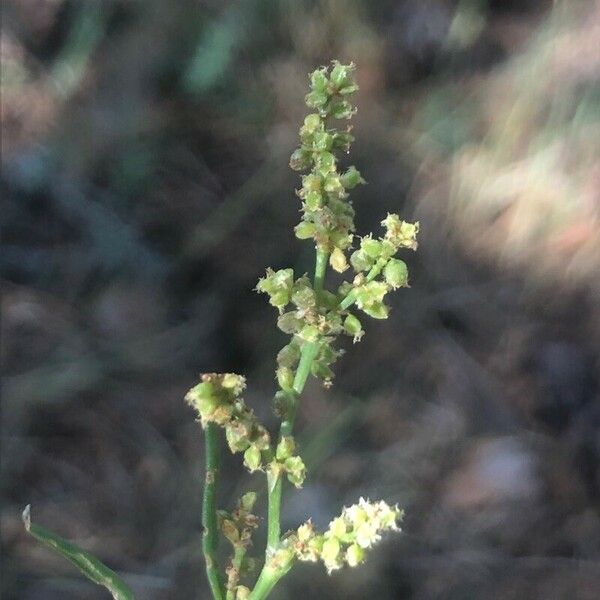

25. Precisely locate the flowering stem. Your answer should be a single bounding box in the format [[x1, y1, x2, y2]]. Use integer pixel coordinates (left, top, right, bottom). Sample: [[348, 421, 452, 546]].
[[203, 423, 225, 600], [258, 249, 328, 593]]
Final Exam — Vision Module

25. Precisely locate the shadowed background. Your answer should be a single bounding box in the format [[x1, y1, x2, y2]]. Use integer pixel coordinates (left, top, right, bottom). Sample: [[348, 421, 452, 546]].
[[2, 1, 600, 598]]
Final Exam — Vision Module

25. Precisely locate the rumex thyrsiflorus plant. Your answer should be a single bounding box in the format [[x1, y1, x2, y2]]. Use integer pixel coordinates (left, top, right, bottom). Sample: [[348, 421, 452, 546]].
[[23, 60, 419, 600]]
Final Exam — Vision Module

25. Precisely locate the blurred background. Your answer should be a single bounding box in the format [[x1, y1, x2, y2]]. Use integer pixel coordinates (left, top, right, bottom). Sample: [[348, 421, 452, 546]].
[[2, 0, 600, 598]]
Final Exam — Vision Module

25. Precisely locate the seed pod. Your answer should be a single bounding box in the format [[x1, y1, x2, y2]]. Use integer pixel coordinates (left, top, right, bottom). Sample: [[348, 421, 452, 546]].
[[243, 445, 262, 472], [329, 247, 348, 273], [343, 314, 364, 342], [341, 166, 363, 189], [276, 366, 295, 391], [294, 221, 316, 240], [383, 258, 408, 289]]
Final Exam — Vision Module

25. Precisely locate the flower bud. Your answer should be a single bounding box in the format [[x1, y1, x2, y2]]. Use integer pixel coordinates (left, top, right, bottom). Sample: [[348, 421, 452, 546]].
[[299, 324, 319, 343], [324, 174, 343, 194], [277, 342, 301, 368], [303, 113, 322, 131], [310, 69, 328, 92], [276, 436, 296, 461], [313, 131, 333, 151], [277, 312, 303, 334], [295, 221, 316, 240], [239, 492, 257, 512], [322, 537, 342, 573], [361, 301, 389, 320], [330, 99, 354, 119], [305, 90, 328, 109], [225, 422, 251, 453], [304, 190, 323, 210], [343, 314, 364, 343], [341, 166, 364, 189], [303, 174, 322, 193], [243, 445, 262, 472], [329, 246, 348, 273], [345, 543, 365, 567], [361, 236, 382, 259], [383, 258, 409, 289], [350, 250, 373, 273], [284, 455, 306, 487], [236, 586, 250, 600], [289, 148, 311, 171], [276, 366, 295, 391]]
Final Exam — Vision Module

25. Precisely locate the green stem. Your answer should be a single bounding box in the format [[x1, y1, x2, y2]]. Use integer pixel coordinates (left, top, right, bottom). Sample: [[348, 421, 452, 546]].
[[203, 423, 225, 600], [249, 565, 287, 600], [266, 469, 283, 549], [226, 546, 247, 600]]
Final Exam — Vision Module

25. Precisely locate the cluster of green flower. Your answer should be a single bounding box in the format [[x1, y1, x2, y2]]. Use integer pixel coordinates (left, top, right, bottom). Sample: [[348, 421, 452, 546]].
[[185, 374, 270, 472], [273, 498, 403, 575], [218, 492, 259, 550], [185, 374, 306, 487], [258, 61, 419, 391], [290, 61, 363, 266]]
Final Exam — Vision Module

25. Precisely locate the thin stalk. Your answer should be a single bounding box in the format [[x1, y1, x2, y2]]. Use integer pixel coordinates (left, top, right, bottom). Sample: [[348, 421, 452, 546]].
[[250, 565, 287, 600], [203, 423, 225, 600], [226, 546, 247, 600]]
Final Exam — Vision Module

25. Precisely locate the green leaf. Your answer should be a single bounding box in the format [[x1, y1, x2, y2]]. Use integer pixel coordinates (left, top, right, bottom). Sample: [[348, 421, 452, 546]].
[[22, 505, 134, 600]]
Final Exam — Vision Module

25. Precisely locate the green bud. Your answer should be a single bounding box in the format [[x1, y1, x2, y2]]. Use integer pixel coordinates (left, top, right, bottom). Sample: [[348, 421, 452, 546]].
[[315, 152, 336, 176], [236, 586, 251, 600], [322, 537, 342, 572], [332, 130, 354, 152], [243, 445, 262, 472], [276, 366, 295, 391], [225, 422, 251, 453], [295, 221, 316, 240], [284, 455, 306, 487], [303, 174, 322, 193], [355, 281, 388, 308], [239, 492, 257, 512], [383, 258, 409, 289], [302, 113, 322, 134], [277, 311, 303, 334], [289, 148, 311, 171], [299, 324, 319, 343], [291, 284, 316, 310], [330, 98, 354, 120], [361, 236, 382, 259], [305, 90, 328, 109], [269, 289, 291, 310], [277, 342, 301, 368], [329, 246, 348, 273], [350, 249, 373, 272], [305, 190, 323, 210], [341, 166, 364, 189], [345, 543, 365, 568], [313, 131, 333, 151], [221, 373, 246, 393], [324, 174, 343, 194], [310, 69, 328, 92], [343, 314, 364, 342], [329, 516, 347, 539], [362, 301, 389, 320], [276, 436, 296, 461]]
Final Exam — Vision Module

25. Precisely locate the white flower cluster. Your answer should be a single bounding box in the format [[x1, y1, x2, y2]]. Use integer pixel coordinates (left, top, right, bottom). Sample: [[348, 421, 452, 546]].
[[292, 498, 403, 574]]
